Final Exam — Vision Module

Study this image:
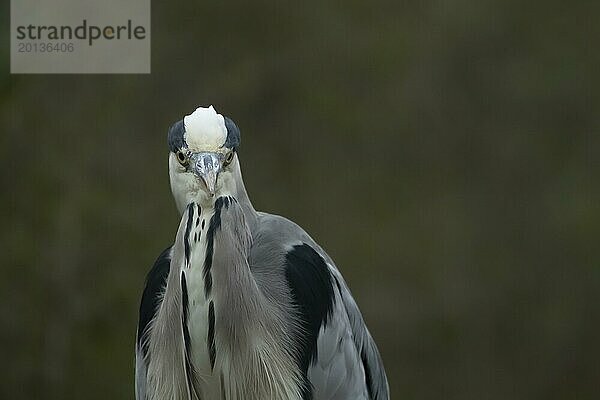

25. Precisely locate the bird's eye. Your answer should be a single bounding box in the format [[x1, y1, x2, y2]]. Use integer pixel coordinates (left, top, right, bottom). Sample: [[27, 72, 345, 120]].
[[176, 150, 189, 166], [224, 151, 234, 166]]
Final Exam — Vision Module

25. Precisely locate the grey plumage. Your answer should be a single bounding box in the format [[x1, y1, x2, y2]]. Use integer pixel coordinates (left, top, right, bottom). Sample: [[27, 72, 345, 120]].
[[136, 106, 389, 400]]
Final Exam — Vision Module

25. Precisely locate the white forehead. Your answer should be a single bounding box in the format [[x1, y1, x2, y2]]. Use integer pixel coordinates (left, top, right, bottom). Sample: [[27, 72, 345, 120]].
[[183, 105, 227, 151]]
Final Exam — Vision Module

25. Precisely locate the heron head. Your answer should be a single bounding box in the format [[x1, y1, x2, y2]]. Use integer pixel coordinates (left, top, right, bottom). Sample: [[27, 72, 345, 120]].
[[167, 105, 241, 212]]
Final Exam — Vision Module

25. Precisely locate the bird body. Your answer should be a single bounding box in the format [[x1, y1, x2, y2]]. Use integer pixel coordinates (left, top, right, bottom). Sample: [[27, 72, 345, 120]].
[[136, 106, 389, 400]]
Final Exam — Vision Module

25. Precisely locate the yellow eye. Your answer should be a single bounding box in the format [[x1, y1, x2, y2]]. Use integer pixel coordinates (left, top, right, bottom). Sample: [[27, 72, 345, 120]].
[[224, 151, 234, 166], [176, 150, 189, 166]]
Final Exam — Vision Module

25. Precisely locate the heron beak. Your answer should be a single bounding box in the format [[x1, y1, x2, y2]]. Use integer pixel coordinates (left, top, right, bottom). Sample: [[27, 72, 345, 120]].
[[192, 152, 222, 196]]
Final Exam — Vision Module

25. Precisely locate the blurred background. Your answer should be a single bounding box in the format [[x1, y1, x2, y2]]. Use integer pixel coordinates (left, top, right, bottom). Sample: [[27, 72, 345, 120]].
[[1, 0, 599, 398]]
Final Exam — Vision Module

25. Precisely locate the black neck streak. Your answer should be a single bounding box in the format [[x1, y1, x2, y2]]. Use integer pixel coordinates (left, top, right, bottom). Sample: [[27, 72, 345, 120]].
[[203, 196, 232, 299]]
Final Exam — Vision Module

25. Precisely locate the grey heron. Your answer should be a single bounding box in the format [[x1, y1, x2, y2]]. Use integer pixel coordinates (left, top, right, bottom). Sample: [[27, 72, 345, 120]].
[[135, 105, 389, 400]]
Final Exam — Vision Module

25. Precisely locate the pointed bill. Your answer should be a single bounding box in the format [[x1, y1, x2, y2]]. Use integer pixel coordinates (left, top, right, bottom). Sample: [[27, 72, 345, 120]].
[[191, 152, 222, 196]]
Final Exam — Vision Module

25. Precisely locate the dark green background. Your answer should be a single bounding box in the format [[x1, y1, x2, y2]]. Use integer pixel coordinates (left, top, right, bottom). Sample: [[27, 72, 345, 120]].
[[2, 0, 599, 398]]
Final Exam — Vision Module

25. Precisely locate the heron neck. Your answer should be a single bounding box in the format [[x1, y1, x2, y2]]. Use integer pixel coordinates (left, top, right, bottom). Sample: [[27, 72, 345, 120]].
[[231, 160, 258, 231]]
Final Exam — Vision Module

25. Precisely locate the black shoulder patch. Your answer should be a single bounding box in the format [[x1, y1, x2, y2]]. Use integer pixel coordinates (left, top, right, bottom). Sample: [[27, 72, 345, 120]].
[[137, 246, 172, 353], [168, 119, 186, 153], [284, 243, 335, 399], [223, 116, 240, 150]]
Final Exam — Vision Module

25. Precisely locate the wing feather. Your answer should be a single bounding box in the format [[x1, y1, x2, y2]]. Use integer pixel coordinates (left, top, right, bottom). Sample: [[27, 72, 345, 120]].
[[251, 214, 389, 400], [135, 247, 172, 400], [327, 266, 390, 400]]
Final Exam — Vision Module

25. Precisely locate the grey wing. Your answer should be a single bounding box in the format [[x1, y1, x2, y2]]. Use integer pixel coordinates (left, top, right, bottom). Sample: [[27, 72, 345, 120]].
[[135, 247, 172, 400], [135, 342, 148, 400], [250, 213, 389, 400], [308, 264, 389, 400]]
